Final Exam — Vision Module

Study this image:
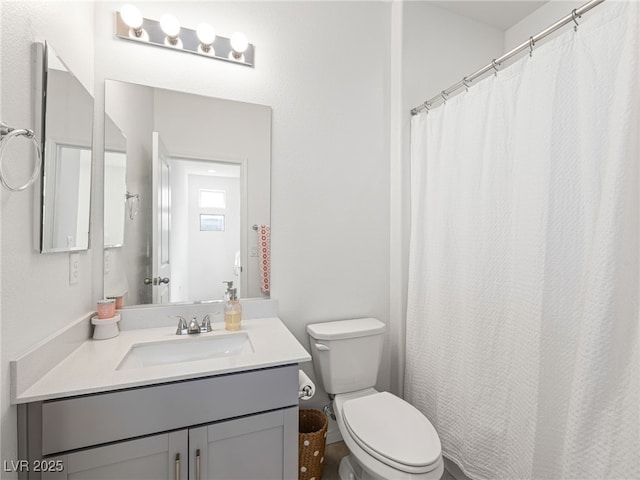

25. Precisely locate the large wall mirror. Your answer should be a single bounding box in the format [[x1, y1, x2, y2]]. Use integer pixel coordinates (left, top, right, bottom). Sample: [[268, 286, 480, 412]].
[[36, 42, 93, 253], [104, 80, 271, 307]]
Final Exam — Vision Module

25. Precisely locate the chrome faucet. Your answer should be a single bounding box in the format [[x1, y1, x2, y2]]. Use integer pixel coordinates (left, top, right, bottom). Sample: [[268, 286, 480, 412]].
[[174, 314, 216, 335]]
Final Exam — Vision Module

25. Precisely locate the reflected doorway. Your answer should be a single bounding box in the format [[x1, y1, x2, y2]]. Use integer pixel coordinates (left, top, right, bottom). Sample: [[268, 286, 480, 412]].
[[169, 158, 243, 303]]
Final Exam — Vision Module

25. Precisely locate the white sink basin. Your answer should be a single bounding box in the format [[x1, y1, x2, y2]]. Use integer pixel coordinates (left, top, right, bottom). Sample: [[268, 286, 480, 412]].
[[117, 333, 253, 370]]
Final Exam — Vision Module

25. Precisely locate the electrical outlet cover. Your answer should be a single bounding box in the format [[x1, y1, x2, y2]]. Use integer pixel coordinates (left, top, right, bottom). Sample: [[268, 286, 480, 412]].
[[69, 253, 80, 285]]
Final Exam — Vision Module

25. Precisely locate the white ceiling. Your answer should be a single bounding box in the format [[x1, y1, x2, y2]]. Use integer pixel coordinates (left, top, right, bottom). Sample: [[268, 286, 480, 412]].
[[430, 1, 549, 30]]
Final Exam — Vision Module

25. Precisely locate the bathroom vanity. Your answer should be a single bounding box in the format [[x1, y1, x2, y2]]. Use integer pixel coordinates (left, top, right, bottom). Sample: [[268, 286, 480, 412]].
[[12, 315, 311, 480]]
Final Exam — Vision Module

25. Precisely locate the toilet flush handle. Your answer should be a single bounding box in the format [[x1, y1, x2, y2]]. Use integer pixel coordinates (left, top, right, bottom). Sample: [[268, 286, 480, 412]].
[[314, 343, 330, 351]]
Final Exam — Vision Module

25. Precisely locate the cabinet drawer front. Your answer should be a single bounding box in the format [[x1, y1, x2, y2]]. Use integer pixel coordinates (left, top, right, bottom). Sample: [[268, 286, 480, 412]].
[[41, 365, 298, 455], [207, 409, 286, 442]]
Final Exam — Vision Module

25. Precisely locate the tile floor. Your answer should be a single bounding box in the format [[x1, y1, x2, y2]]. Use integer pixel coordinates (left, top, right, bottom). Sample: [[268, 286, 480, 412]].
[[322, 441, 456, 480], [322, 441, 349, 480]]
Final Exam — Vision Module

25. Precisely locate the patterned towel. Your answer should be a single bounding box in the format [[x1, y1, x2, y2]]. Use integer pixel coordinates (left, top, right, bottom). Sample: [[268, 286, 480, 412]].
[[258, 225, 270, 294]]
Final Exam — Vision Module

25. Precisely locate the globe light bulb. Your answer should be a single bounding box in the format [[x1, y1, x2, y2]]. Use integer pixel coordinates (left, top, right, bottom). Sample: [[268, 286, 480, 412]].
[[196, 23, 216, 54], [160, 13, 181, 45], [120, 4, 144, 38], [229, 32, 248, 61], [121, 4, 143, 29], [230, 32, 248, 53], [197, 23, 216, 45]]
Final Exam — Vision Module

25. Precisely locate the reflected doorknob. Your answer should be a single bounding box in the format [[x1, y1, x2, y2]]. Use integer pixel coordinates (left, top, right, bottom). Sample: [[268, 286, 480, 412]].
[[144, 276, 171, 285]]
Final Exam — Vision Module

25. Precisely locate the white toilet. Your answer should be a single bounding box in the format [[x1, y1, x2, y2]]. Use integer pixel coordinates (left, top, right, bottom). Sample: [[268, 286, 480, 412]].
[[307, 318, 444, 480]]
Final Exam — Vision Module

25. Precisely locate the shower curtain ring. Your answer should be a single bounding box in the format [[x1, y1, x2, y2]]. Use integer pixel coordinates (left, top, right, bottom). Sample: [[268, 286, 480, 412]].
[[571, 9, 581, 31], [423, 101, 431, 113], [440, 91, 448, 104], [491, 59, 499, 76], [463, 77, 471, 92], [528, 36, 535, 57]]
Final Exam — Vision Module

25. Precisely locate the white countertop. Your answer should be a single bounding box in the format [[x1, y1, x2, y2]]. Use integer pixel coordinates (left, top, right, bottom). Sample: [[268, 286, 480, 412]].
[[13, 317, 311, 404]]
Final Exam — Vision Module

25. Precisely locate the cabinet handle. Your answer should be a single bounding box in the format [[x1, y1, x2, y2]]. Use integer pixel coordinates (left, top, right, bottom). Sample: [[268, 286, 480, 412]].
[[175, 453, 180, 480], [196, 449, 201, 480]]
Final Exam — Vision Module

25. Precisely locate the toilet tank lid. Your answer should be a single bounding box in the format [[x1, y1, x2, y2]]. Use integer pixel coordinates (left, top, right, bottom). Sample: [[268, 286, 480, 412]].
[[307, 318, 386, 340]]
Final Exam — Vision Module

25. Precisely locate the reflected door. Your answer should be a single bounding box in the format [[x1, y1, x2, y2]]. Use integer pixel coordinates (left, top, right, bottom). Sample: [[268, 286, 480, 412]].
[[152, 132, 171, 303]]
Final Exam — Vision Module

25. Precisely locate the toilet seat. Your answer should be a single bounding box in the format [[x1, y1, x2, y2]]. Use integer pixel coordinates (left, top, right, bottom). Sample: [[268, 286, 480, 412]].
[[341, 391, 441, 474]]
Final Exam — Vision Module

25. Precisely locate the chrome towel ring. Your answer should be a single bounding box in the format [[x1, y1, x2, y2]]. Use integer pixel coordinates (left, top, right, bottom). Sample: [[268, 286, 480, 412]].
[[0, 121, 42, 192]]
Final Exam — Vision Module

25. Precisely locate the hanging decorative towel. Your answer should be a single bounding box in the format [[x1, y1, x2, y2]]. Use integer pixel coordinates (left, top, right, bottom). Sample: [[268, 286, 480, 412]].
[[258, 225, 270, 294]]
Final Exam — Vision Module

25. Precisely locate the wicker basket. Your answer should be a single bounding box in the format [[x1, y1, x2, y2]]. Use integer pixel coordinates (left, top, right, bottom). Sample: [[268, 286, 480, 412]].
[[298, 409, 328, 480]]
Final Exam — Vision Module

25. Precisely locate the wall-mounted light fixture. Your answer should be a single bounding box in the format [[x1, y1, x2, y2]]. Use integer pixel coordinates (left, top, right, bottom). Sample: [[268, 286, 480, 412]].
[[115, 4, 255, 67]]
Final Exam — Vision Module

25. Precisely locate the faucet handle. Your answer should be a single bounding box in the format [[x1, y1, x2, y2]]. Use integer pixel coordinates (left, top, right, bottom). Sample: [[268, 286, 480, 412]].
[[200, 314, 213, 333], [175, 316, 188, 335]]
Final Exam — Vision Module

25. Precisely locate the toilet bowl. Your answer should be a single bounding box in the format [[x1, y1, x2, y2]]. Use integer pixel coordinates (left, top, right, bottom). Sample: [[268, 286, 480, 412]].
[[334, 389, 443, 480], [307, 318, 444, 480]]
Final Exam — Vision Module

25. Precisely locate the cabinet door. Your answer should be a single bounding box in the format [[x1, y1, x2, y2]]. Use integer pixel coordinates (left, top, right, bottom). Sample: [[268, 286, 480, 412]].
[[43, 430, 188, 480], [189, 407, 297, 480]]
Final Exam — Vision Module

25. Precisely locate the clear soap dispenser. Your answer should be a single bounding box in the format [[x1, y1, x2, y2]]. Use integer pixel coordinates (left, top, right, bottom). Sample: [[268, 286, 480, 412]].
[[224, 288, 242, 331]]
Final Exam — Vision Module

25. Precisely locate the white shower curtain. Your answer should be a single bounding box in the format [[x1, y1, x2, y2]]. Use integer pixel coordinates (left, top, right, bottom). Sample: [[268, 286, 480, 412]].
[[406, 2, 638, 480]]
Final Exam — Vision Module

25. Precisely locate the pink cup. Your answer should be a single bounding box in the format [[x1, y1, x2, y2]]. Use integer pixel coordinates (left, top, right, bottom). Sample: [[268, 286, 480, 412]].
[[97, 299, 116, 319], [107, 295, 124, 309]]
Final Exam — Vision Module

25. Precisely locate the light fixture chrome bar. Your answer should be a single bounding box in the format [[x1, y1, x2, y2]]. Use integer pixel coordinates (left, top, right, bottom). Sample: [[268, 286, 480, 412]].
[[114, 11, 255, 67], [411, 0, 605, 115]]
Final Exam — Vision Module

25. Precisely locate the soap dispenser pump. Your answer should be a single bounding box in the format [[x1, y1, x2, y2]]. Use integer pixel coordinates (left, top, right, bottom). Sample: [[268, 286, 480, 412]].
[[222, 281, 234, 301], [224, 288, 242, 331]]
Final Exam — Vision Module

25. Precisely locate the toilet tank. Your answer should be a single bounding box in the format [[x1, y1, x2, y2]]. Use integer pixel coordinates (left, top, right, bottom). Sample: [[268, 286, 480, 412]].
[[307, 318, 386, 395]]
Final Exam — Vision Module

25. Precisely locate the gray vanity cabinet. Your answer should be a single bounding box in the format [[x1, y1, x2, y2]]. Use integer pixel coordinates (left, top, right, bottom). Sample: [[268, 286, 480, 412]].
[[19, 365, 299, 480]]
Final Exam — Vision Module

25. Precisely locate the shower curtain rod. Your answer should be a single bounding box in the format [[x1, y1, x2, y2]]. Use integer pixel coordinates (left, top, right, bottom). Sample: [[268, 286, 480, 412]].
[[410, 0, 605, 116]]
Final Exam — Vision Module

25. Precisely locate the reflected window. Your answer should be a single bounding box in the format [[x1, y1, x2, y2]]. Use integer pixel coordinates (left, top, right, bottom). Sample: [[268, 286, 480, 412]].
[[199, 189, 226, 209], [200, 214, 225, 231]]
